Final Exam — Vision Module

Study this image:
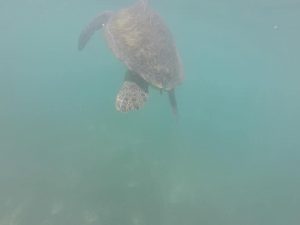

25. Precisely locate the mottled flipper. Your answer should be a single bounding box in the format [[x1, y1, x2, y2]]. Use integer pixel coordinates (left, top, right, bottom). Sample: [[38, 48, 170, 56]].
[[116, 71, 149, 112]]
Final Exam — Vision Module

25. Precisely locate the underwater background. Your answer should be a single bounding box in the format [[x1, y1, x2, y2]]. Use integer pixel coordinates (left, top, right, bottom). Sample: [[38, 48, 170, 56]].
[[1, 0, 300, 224]]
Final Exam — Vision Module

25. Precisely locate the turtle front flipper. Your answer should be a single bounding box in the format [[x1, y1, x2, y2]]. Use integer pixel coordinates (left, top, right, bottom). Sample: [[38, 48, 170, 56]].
[[78, 11, 112, 50], [115, 71, 149, 112]]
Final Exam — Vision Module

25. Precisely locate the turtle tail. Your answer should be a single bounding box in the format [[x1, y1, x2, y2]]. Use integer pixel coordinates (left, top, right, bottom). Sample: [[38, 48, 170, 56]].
[[168, 89, 178, 117], [78, 11, 112, 50]]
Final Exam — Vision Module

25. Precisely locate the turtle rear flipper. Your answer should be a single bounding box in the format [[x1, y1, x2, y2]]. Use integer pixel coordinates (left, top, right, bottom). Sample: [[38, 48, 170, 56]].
[[116, 71, 149, 112], [78, 11, 112, 50], [168, 89, 178, 116]]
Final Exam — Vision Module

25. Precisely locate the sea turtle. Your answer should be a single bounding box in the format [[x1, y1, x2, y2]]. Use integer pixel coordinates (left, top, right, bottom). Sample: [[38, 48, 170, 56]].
[[78, 0, 184, 115]]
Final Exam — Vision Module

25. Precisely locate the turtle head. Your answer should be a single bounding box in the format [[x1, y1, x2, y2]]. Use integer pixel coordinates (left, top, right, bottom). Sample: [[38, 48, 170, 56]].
[[78, 11, 113, 50]]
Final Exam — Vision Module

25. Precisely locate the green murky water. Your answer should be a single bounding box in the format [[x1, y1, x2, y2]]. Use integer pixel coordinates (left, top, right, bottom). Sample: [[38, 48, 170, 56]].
[[1, 0, 300, 224]]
